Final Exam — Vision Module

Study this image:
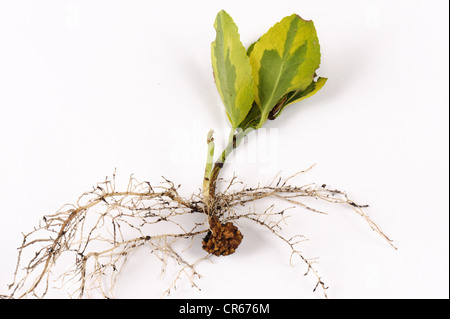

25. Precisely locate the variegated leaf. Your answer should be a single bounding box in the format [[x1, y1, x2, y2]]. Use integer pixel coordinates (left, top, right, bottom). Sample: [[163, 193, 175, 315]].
[[249, 14, 321, 127], [268, 77, 327, 120], [211, 10, 254, 129]]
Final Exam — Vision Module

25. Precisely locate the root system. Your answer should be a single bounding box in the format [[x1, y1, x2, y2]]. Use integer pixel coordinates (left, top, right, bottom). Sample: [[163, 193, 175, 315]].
[[4, 165, 395, 299]]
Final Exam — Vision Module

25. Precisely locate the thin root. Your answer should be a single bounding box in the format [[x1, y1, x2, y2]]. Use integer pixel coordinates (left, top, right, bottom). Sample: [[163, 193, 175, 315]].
[[4, 168, 395, 299]]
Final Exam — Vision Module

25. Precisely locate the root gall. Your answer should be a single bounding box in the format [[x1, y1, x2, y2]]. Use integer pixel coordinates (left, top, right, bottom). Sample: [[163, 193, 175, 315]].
[[202, 216, 243, 256]]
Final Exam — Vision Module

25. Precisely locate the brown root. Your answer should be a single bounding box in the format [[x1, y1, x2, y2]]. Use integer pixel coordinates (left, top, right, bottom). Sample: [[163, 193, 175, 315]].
[[4, 166, 395, 299]]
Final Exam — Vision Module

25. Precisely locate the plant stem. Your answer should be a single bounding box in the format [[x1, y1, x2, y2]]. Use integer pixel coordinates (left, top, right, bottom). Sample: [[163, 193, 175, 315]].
[[208, 129, 236, 198], [202, 130, 215, 202], [203, 127, 253, 210]]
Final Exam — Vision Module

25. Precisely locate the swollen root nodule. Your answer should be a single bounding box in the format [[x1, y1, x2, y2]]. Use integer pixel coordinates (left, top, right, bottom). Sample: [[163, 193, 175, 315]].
[[4, 167, 395, 299]]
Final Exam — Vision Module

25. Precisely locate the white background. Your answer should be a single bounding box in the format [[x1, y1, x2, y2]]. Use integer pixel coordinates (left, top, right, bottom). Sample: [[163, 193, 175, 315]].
[[0, 0, 448, 299]]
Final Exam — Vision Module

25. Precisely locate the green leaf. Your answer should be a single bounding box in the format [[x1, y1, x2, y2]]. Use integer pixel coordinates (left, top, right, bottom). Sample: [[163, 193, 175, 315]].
[[238, 102, 261, 130], [211, 10, 254, 129], [249, 14, 321, 127], [268, 77, 327, 120]]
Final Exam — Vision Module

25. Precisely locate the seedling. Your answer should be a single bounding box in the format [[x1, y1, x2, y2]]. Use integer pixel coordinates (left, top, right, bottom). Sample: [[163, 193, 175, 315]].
[[4, 10, 395, 299]]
